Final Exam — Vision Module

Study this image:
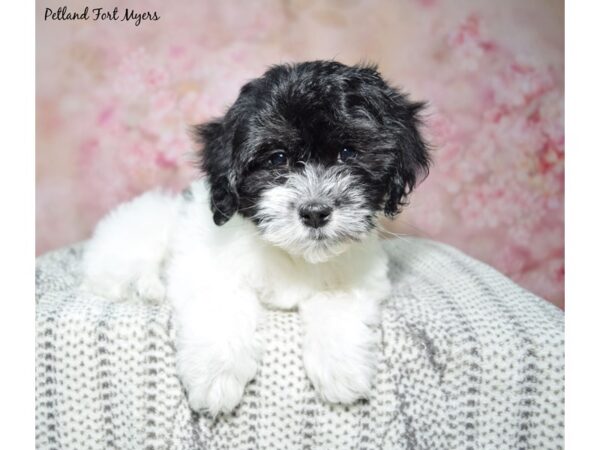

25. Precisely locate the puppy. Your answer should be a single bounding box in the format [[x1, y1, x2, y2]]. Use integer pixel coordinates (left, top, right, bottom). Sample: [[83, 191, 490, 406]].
[[81, 60, 430, 416]]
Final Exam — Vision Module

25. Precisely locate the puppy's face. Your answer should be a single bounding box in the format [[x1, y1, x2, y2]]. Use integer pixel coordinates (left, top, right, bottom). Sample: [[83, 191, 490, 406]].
[[196, 61, 430, 262]]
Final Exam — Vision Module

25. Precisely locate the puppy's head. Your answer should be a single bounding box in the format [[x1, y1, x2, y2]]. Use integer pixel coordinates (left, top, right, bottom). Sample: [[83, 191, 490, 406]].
[[195, 61, 430, 263]]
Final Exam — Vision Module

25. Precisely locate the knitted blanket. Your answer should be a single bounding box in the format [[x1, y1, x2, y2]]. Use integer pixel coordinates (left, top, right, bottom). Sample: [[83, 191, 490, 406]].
[[35, 238, 564, 450]]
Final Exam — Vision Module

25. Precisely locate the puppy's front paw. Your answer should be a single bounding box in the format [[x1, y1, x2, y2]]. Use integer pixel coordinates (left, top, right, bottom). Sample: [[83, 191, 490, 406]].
[[177, 339, 263, 416], [303, 331, 378, 404], [187, 372, 247, 416]]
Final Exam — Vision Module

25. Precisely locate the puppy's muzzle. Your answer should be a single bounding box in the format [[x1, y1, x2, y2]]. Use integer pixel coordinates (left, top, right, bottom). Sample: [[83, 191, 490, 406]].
[[298, 202, 332, 228]]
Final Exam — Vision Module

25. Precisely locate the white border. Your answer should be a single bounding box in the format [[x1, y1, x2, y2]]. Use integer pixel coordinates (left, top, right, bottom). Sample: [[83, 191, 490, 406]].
[[0, 0, 594, 447], [565, 0, 600, 448], [0, 0, 35, 448]]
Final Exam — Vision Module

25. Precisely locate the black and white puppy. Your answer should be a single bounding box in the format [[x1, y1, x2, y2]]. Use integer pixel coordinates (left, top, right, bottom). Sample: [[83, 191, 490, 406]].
[[82, 61, 430, 415]]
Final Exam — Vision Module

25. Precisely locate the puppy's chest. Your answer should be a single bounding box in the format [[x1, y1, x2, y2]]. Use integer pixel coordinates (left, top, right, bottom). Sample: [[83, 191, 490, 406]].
[[254, 260, 343, 310]]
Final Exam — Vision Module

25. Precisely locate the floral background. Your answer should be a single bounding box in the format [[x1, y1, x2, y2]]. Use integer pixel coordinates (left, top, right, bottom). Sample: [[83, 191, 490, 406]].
[[36, 0, 564, 308]]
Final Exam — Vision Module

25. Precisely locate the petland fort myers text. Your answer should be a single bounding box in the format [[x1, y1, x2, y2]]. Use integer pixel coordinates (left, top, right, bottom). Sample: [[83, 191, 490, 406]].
[[44, 6, 160, 26]]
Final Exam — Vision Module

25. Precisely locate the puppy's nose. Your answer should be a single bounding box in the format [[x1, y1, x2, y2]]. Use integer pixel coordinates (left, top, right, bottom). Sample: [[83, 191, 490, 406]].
[[298, 202, 332, 228]]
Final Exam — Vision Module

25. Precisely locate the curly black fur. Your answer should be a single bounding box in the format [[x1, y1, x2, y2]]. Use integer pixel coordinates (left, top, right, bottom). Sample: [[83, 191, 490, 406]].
[[193, 60, 430, 226]]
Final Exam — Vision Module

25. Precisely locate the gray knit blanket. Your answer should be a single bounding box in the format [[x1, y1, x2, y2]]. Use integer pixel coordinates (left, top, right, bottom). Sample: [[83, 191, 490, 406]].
[[35, 237, 564, 450]]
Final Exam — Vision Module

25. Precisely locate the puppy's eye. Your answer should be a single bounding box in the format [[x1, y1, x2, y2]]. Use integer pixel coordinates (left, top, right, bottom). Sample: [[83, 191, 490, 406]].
[[338, 147, 356, 163], [269, 151, 288, 167]]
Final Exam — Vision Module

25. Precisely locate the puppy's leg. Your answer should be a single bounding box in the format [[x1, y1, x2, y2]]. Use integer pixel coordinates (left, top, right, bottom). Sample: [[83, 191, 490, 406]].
[[168, 250, 264, 416], [81, 190, 181, 302], [300, 291, 381, 404]]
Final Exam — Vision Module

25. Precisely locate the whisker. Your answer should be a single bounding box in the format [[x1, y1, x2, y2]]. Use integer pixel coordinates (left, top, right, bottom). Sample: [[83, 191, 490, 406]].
[[389, 218, 433, 238], [375, 223, 414, 242]]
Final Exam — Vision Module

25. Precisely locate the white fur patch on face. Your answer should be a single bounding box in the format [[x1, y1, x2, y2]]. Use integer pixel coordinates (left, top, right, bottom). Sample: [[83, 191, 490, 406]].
[[254, 165, 373, 263]]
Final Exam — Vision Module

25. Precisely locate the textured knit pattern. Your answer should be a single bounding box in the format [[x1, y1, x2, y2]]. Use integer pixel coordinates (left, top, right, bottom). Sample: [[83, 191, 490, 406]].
[[35, 238, 564, 450]]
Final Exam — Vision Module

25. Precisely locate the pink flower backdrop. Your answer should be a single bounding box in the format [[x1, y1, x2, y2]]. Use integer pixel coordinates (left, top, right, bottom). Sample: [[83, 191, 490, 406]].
[[36, 0, 564, 308]]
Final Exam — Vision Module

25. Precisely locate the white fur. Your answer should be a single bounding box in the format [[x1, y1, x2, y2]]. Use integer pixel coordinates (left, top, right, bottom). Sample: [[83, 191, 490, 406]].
[[256, 164, 373, 263], [81, 190, 181, 302], [81, 180, 391, 416]]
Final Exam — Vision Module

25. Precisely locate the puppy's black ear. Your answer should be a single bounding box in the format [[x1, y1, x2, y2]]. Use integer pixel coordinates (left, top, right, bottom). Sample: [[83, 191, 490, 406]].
[[352, 64, 430, 216], [194, 120, 239, 226], [383, 98, 431, 217]]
